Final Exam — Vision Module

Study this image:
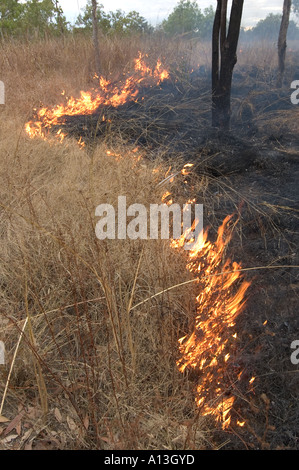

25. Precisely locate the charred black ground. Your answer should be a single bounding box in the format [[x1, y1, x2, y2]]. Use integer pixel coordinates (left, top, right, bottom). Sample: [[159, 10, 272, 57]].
[[50, 62, 299, 156], [44, 62, 299, 449]]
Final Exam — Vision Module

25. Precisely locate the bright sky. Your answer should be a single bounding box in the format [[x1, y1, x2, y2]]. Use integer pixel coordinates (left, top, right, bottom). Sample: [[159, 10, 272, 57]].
[[60, 0, 283, 27]]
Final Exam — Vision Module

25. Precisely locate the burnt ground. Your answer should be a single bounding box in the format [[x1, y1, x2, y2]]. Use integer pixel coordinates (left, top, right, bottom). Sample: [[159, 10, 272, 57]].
[[48, 63, 299, 450], [198, 130, 299, 450]]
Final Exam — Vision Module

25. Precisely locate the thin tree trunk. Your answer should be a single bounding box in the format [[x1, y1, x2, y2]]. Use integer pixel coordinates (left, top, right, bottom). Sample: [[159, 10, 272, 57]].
[[277, 0, 291, 88], [220, 0, 228, 51], [54, 0, 64, 35], [212, 0, 221, 99], [212, 0, 244, 130], [92, 0, 101, 76]]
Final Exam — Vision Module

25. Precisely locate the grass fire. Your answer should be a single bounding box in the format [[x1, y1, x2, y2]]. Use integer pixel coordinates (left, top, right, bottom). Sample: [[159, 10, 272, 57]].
[[0, 1, 298, 452], [23, 51, 256, 432], [25, 52, 169, 145]]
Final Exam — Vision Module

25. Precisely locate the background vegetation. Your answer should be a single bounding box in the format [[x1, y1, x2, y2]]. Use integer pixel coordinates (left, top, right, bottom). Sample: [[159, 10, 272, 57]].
[[1, 0, 299, 40]]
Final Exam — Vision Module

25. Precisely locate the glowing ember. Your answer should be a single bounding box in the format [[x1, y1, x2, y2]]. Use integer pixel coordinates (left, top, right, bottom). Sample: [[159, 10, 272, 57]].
[[172, 214, 251, 429], [161, 190, 173, 205], [25, 52, 169, 145], [181, 163, 194, 176]]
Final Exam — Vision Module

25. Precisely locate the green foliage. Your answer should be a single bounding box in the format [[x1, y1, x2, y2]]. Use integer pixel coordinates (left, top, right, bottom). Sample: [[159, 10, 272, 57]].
[[75, 1, 152, 36], [52, 1, 69, 34], [22, 0, 68, 35], [162, 0, 201, 35], [161, 0, 215, 38], [0, 0, 69, 37], [199, 6, 215, 39], [0, 0, 24, 35], [109, 10, 152, 35], [241, 13, 299, 41], [75, 1, 105, 31], [253, 13, 283, 39]]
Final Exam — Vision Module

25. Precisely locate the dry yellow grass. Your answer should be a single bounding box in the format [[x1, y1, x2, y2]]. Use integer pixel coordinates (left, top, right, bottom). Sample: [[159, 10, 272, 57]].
[[0, 33, 296, 450], [0, 35, 212, 450]]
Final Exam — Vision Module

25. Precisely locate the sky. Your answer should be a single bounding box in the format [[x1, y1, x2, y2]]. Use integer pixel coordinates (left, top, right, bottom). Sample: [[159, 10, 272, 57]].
[[60, 0, 284, 28]]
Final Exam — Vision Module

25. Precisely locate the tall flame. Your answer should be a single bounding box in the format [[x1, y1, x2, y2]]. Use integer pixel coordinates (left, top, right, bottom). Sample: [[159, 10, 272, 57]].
[[25, 52, 169, 144], [172, 213, 251, 429]]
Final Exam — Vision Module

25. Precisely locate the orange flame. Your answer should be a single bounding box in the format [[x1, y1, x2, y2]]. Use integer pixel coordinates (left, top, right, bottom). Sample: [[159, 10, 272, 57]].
[[181, 163, 194, 176], [134, 52, 169, 84], [25, 52, 250, 430], [173, 214, 251, 429], [25, 52, 169, 145]]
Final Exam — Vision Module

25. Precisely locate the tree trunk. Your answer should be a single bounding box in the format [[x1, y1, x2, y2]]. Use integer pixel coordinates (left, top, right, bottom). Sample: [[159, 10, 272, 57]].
[[92, 0, 101, 76], [277, 0, 291, 88], [212, 0, 244, 130]]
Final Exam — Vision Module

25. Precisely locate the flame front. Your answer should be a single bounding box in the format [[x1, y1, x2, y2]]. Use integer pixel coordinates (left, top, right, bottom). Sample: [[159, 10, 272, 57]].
[[25, 52, 169, 144], [173, 214, 251, 429], [25, 57, 251, 430]]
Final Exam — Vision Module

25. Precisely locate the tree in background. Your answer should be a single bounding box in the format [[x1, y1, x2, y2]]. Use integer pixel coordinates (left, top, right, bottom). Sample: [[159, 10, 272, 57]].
[[75, 1, 151, 36], [92, 0, 101, 75], [276, 0, 299, 87], [162, 0, 201, 35], [53, 0, 68, 35], [200, 6, 216, 39], [0, 0, 68, 38], [108, 10, 151, 35], [22, 0, 59, 36], [161, 0, 215, 39], [212, 0, 244, 129], [0, 0, 24, 36], [277, 0, 292, 88], [75, 1, 110, 33], [251, 13, 287, 40], [240, 12, 299, 41]]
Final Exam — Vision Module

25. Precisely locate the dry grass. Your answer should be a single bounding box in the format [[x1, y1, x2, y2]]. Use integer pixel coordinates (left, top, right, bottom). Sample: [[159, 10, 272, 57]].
[[0, 34, 297, 450], [0, 34, 215, 450], [0, 34, 205, 118], [0, 133, 205, 449]]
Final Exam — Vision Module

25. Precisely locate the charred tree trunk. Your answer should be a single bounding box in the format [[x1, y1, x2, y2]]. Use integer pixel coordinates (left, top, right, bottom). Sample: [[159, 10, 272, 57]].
[[92, 0, 101, 76], [212, 0, 244, 130], [277, 0, 292, 88]]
